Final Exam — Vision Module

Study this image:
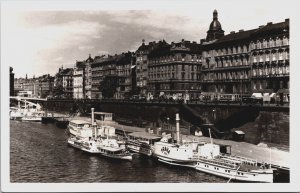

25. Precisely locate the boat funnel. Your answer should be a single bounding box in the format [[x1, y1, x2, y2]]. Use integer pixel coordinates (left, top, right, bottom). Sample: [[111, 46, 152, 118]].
[[91, 108, 95, 126], [176, 113, 180, 143]]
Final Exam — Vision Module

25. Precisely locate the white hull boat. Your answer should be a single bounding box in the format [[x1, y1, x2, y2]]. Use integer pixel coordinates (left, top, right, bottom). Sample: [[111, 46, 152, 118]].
[[68, 137, 133, 160]]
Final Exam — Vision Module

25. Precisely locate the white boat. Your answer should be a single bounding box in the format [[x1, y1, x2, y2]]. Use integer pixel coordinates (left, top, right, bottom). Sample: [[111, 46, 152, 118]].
[[10, 107, 24, 120], [152, 113, 275, 183], [68, 135, 133, 160], [127, 132, 162, 156], [193, 142, 274, 183], [152, 137, 198, 167], [10, 98, 43, 121], [67, 108, 133, 160], [21, 111, 44, 122]]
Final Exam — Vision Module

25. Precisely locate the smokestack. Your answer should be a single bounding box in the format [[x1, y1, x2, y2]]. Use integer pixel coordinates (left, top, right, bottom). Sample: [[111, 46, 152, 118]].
[[91, 108, 97, 138], [176, 113, 180, 143], [91, 108, 95, 125]]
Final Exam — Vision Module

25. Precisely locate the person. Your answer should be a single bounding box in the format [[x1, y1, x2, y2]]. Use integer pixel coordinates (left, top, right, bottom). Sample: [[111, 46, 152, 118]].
[[276, 94, 280, 106]]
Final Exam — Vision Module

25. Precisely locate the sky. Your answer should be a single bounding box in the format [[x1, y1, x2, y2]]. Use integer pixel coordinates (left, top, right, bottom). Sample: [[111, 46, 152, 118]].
[[1, 0, 293, 78]]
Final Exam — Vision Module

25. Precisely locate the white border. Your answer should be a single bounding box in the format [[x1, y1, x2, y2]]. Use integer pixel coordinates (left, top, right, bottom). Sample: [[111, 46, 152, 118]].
[[1, 0, 300, 192]]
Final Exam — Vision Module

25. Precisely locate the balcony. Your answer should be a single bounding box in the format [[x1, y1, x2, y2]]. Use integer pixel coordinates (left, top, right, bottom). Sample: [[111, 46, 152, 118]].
[[201, 79, 250, 83], [201, 65, 250, 72], [148, 60, 201, 67]]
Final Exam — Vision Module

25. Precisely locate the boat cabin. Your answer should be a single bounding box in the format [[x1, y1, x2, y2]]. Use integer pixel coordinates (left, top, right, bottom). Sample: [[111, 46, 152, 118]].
[[128, 132, 162, 145], [69, 120, 92, 128], [94, 112, 113, 121]]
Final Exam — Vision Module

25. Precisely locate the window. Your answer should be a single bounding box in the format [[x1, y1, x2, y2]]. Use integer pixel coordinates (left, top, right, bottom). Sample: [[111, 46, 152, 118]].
[[266, 54, 270, 62], [181, 72, 185, 79], [279, 52, 283, 60]]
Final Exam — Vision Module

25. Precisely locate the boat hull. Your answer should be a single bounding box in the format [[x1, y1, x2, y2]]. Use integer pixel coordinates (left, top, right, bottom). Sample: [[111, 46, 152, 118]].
[[68, 139, 132, 160], [195, 161, 274, 183], [22, 117, 42, 122]]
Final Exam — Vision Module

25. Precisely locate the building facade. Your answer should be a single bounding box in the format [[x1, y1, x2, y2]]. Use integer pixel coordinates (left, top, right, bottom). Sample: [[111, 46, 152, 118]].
[[201, 10, 289, 102], [91, 55, 117, 99], [115, 52, 134, 99], [136, 40, 150, 96], [54, 67, 73, 98], [14, 74, 54, 98], [84, 54, 94, 99], [73, 61, 85, 99], [147, 40, 202, 100], [249, 20, 289, 102]]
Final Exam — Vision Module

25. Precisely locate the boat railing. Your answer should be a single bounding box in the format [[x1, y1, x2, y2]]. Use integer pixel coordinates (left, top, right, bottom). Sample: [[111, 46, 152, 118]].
[[195, 156, 238, 169], [220, 153, 257, 166]]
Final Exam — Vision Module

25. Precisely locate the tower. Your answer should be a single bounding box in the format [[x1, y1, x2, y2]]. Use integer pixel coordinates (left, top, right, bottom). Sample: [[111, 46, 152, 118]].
[[206, 10, 224, 41]]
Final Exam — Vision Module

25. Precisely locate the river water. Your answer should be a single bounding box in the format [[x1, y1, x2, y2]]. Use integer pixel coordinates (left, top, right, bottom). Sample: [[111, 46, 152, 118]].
[[10, 120, 287, 183]]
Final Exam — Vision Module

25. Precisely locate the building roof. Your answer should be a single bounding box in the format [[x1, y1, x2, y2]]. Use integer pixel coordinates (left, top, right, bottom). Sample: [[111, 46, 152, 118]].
[[250, 19, 289, 39], [148, 40, 202, 59], [203, 19, 289, 49], [128, 131, 162, 140]]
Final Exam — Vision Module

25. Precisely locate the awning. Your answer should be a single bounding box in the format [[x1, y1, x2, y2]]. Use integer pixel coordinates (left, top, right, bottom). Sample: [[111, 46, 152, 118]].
[[234, 130, 245, 135], [251, 93, 263, 98]]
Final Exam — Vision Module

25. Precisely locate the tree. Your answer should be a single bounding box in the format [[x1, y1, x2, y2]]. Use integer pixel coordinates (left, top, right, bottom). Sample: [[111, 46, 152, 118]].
[[99, 76, 120, 99], [53, 84, 64, 97]]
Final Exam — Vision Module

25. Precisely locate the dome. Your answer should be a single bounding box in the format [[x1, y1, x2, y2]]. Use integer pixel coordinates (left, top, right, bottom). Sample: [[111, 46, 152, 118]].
[[209, 20, 222, 31], [209, 9, 222, 31], [206, 9, 224, 41]]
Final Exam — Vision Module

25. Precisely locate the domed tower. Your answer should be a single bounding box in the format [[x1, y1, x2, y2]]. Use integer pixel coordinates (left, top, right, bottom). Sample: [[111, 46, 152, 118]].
[[206, 10, 224, 41]]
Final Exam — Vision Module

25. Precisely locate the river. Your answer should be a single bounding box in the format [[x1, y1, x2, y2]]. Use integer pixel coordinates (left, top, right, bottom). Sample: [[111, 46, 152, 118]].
[[10, 120, 287, 183]]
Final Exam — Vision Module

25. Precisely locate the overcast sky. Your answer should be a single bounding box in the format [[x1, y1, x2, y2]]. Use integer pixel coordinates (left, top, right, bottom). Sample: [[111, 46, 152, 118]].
[[1, 0, 292, 78]]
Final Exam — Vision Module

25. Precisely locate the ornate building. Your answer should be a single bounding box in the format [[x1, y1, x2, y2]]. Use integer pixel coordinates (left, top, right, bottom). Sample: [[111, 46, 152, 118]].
[[147, 39, 202, 100], [249, 19, 289, 102], [202, 29, 254, 98], [202, 10, 289, 102], [91, 53, 135, 99]]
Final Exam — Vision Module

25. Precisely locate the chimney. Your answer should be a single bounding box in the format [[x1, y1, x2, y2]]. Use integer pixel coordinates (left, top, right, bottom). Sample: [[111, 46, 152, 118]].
[[200, 39, 205, 44], [239, 29, 244, 32], [267, 22, 273, 25], [181, 39, 185, 42], [91, 108, 95, 125], [259, 25, 265, 28], [230, 31, 235, 34], [176, 113, 180, 144], [285, 18, 289, 22]]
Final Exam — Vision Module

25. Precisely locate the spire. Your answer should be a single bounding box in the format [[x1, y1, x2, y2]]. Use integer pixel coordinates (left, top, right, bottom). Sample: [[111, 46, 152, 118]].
[[213, 9, 218, 20]]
